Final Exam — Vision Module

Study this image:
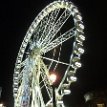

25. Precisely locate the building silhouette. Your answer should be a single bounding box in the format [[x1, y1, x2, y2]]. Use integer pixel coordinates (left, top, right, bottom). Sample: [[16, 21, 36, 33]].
[[84, 89, 107, 107]]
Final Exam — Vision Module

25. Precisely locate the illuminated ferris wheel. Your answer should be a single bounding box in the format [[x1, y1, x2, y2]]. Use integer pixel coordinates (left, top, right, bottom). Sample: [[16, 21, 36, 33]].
[[13, 0, 85, 107]]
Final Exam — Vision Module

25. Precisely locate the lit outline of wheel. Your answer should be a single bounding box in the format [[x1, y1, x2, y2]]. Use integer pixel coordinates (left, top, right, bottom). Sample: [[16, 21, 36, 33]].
[[13, 0, 85, 107]]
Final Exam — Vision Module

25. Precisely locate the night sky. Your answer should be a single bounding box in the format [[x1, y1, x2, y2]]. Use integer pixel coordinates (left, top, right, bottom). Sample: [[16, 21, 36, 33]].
[[0, 0, 107, 107]]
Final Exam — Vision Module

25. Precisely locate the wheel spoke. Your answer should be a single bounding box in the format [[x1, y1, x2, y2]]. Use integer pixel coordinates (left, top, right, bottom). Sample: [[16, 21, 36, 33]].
[[46, 99, 52, 107], [33, 15, 50, 43], [35, 85, 45, 107], [40, 71, 52, 99], [53, 41, 62, 71], [40, 59, 52, 98], [48, 48, 56, 70], [18, 70, 23, 82], [42, 56, 72, 67], [42, 27, 75, 53], [20, 58, 29, 67], [40, 9, 71, 47], [38, 9, 60, 44]]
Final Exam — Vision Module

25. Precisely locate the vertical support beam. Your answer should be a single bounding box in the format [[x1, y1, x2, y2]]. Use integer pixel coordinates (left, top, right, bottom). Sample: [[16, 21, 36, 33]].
[[52, 85, 56, 107], [0, 87, 2, 98]]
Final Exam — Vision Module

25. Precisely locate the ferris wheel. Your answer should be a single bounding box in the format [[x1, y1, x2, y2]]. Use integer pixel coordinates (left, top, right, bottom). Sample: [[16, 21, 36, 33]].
[[13, 0, 85, 107]]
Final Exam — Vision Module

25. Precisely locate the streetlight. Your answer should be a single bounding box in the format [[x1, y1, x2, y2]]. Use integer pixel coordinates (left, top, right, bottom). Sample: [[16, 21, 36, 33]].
[[49, 73, 57, 107], [0, 87, 4, 107], [49, 74, 57, 84], [0, 103, 6, 107], [0, 103, 4, 107], [0, 104, 3, 107]]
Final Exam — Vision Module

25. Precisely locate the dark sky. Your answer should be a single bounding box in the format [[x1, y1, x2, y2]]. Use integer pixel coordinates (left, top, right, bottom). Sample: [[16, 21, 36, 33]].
[[0, 0, 107, 107]]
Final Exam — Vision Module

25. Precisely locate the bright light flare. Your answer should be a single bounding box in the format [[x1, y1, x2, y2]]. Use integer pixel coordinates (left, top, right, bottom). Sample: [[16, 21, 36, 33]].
[[49, 73, 57, 84], [0, 104, 3, 107]]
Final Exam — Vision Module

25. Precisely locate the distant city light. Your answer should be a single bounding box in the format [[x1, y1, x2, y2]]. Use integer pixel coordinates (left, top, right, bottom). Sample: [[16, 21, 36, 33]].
[[97, 104, 105, 107]]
